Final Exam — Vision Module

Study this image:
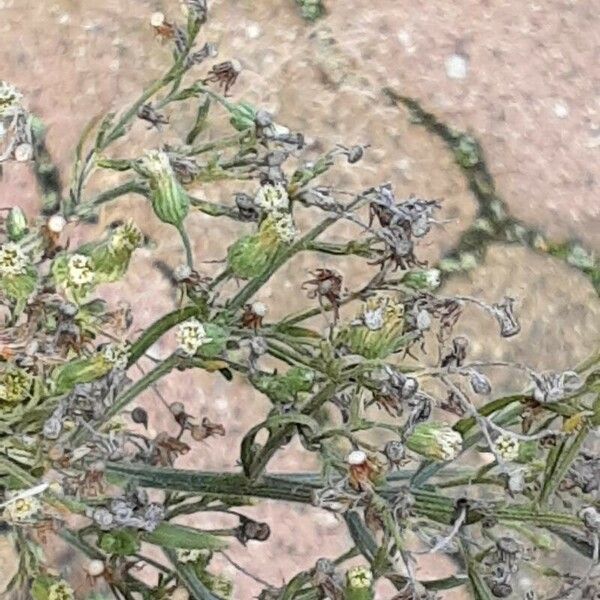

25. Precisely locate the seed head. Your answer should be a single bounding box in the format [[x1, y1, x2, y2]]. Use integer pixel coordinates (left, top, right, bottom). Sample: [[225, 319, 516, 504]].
[[48, 214, 67, 233]]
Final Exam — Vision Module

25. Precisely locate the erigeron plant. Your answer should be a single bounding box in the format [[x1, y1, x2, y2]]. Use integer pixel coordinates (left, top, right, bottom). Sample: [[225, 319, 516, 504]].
[[0, 2, 600, 599]]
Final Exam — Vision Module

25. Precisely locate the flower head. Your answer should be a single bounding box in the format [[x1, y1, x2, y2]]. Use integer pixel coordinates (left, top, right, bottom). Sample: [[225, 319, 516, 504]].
[[48, 580, 75, 600], [0, 242, 28, 276], [495, 434, 520, 462], [337, 295, 405, 359], [176, 548, 209, 564], [0, 81, 22, 117], [406, 422, 462, 461], [346, 565, 373, 590], [0, 368, 32, 404], [109, 220, 143, 253], [68, 253, 95, 287], [255, 183, 289, 213], [102, 342, 130, 370], [176, 318, 212, 356], [274, 212, 297, 243], [3, 494, 41, 522]]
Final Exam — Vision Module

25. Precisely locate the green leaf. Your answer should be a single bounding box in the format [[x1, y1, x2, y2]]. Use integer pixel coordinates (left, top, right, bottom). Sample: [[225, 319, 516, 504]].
[[187, 97, 211, 144], [99, 529, 140, 556], [143, 523, 227, 551]]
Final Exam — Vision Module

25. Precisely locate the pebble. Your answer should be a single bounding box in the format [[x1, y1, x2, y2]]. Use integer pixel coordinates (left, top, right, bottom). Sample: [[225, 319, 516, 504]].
[[245, 22, 261, 39], [553, 100, 569, 119], [445, 54, 468, 79]]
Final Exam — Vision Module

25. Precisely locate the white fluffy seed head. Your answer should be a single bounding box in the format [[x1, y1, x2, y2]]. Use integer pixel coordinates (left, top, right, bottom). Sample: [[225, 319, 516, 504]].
[[87, 559, 105, 577], [47, 214, 67, 233], [252, 301, 267, 317], [150, 11, 166, 27], [347, 450, 367, 466]]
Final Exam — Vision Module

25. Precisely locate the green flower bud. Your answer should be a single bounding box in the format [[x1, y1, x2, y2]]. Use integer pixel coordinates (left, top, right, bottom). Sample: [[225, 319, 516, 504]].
[[51, 253, 96, 303], [516, 440, 538, 463], [336, 295, 406, 359], [52, 353, 112, 396], [99, 530, 140, 556], [227, 101, 256, 131], [406, 422, 463, 461], [227, 213, 293, 279], [91, 220, 143, 283], [401, 268, 441, 291], [0, 242, 37, 303], [6, 207, 28, 241], [251, 366, 315, 403], [201, 573, 233, 599], [345, 565, 374, 600], [139, 150, 189, 227]]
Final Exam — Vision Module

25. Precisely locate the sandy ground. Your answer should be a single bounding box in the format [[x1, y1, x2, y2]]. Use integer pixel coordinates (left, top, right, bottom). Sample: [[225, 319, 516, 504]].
[[1, 0, 599, 598]]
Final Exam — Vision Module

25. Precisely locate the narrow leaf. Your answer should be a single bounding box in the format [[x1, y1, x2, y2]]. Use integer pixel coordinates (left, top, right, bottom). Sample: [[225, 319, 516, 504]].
[[143, 523, 227, 551]]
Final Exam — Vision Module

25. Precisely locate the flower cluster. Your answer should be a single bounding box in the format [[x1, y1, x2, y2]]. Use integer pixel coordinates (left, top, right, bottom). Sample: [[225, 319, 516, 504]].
[[176, 318, 212, 355]]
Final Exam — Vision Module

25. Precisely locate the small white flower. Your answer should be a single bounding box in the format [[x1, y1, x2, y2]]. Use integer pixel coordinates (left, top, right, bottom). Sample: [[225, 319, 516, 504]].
[[47, 214, 67, 233], [251, 301, 267, 317], [347, 565, 373, 589], [0, 242, 27, 276], [3, 494, 42, 522], [48, 580, 75, 600], [150, 11, 166, 27], [176, 318, 212, 356], [346, 450, 367, 466], [495, 434, 519, 462], [362, 306, 385, 331], [274, 213, 297, 243], [102, 342, 130, 370], [255, 183, 289, 213], [67, 253, 94, 286], [437, 428, 463, 460], [424, 268, 441, 289], [176, 548, 207, 563], [0, 81, 23, 117]]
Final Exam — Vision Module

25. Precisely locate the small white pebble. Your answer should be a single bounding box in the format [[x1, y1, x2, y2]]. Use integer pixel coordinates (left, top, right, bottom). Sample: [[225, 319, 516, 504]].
[[58, 12, 70, 25], [150, 11, 165, 27], [245, 22, 261, 39], [230, 59, 242, 73], [47, 214, 66, 233], [87, 560, 105, 577], [14, 143, 33, 162], [445, 54, 468, 79], [553, 101, 569, 119], [347, 450, 367, 465]]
